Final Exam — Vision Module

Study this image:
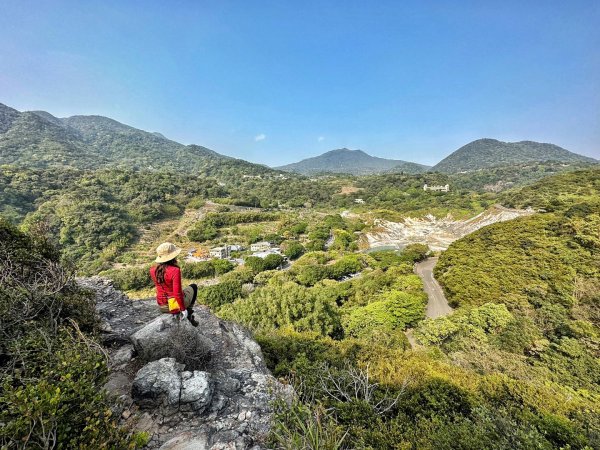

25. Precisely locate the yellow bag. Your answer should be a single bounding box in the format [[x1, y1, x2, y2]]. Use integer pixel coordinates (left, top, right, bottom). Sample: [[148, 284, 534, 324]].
[[167, 297, 180, 313]]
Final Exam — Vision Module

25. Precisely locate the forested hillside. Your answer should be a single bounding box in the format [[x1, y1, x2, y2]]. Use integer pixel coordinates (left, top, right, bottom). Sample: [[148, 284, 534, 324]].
[[276, 148, 430, 175], [0, 103, 273, 177], [432, 138, 597, 173]]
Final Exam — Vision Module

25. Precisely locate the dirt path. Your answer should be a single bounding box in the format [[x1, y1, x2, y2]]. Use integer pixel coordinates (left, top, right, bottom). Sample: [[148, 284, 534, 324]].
[[406, 257, 452, 348], [414, 257, 452, 318]]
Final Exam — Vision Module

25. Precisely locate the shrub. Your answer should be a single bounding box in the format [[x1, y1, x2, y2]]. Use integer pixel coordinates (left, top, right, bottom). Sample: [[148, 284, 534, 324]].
[[281, 240, 305, 260], [245, 254, 284, 274], [197, 280, 243, 308], [103, 266, 153, 290], [0, 219, 136, 448], [187, 223, 218, 241], [344, 291, 426, 340], [219, 282, 342, 337]]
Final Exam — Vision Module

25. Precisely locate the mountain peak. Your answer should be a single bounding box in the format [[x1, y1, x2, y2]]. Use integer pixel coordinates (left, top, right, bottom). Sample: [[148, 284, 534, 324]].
[[432, 139, 596, 173], [276, 148, 430, 175]]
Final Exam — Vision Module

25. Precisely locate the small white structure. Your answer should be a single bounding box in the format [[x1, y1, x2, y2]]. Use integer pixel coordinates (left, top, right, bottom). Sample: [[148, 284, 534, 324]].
[[250, 248, 283, 259], [250, 241, 272, 252], [209, 246, 230, 259], [423, 184, 449, 192], [229, 244, 244, 252], [354, 198, 365, 204]]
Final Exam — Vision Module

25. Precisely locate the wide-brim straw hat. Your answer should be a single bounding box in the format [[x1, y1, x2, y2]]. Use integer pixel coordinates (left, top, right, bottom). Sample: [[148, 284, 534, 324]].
[[155, 242, 182, 263]]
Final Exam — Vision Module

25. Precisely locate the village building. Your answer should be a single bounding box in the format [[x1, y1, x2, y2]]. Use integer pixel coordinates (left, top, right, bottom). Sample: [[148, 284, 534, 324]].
[[249, 248, 284, 259], [250, 241, 272, 252], [354, 198, 365, 204], [209, 246, 230, 259], [423, 184, 450, 192]]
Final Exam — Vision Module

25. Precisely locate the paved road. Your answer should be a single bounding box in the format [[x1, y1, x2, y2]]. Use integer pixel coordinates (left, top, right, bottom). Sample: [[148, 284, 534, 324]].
[[414, 257, 453, 318]]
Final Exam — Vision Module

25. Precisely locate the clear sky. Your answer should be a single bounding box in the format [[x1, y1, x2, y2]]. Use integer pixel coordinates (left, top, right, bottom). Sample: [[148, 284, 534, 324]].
[[1, 0, 598, 166]]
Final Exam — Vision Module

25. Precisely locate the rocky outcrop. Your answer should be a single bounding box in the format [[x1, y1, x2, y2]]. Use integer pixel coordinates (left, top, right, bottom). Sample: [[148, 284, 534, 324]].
[[80, 276, 293, 449]]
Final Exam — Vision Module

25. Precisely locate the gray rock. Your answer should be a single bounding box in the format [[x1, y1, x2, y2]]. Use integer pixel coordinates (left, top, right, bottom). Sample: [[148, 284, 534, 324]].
[[132, 358, 183, 408], [180, 371, 213, 412], [112, 344, 135, 366], [131, 316, 214, 370], [81, 277, 295, 450], [160, 432, 209, 450]]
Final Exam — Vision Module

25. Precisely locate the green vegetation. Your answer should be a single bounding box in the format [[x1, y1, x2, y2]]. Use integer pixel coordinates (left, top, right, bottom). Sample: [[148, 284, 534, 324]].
[[187, 211, 280, 241], [2, 102, 599, 448], [501, 167, 600, 211], [276, 148, 430, 175], [0, 219, 140, 448], [257, 170, 600, 449], [219, 248, 427, 341], [432, 138, 597, 173], [244, 253, 285, 274]]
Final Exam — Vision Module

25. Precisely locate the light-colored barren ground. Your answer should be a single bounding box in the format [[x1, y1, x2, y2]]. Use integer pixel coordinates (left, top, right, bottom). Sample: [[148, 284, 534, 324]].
[[365, 204, 533, 251]]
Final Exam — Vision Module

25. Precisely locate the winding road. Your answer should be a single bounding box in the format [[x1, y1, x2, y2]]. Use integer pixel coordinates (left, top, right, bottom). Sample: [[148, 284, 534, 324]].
[[414, 257, 453, 318]]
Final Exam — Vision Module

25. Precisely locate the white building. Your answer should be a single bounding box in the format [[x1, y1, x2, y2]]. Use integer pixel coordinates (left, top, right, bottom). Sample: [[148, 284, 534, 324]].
[[423, 184, 450, 192], [249, 248, 283, 259], [229, 244, 244, 252], [354, 198, 365, 204], [250, 241, 272, 252], [209, 246, 230, 259]]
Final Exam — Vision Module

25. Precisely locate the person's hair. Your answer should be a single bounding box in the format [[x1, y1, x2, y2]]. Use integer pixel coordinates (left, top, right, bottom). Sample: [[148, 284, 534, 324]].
[[155, 258, 179, 285]]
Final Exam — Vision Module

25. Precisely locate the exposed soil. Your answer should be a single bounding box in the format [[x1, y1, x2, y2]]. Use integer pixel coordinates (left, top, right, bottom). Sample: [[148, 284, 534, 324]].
[[365, 205, 533, 251]]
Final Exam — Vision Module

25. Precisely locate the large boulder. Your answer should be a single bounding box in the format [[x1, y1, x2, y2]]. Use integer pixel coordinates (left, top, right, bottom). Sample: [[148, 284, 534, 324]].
[[132, 358, 183, 409], [132, 358, 214, 415], [130, 315, 214, 370]]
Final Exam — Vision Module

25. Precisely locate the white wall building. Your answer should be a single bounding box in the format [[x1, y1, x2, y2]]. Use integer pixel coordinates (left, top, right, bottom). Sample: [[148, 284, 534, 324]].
[[209, 246, 230, 259], [423, 184, 450, 192], [250, 241, 272, 252]]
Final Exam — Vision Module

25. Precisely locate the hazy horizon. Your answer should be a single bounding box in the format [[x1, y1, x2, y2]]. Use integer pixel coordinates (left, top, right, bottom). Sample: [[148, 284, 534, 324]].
[[1, 1, 599, 166]]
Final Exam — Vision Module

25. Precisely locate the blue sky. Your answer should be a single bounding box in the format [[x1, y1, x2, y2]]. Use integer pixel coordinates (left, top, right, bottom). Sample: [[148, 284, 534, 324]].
[[1, 0, 598, 166]]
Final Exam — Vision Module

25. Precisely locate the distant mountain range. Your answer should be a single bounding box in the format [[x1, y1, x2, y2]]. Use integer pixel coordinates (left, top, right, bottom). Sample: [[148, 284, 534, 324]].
[[1, 102, 596, 177], [431, 139, 596, 173], [275, 148, 431, 175], [277, 140, 596, 175], [0, 103, 273, 177]]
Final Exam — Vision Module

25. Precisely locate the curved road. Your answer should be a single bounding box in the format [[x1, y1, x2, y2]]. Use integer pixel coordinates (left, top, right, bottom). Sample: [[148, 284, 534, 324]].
[[414, 257, 453, 318]]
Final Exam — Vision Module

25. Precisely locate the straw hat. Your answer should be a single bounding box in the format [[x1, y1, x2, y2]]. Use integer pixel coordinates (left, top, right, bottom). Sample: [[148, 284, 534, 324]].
[[155, 242, 182, 263]]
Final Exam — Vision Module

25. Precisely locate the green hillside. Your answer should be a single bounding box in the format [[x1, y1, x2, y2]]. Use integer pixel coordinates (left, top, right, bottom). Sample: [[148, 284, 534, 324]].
[[0, 103, 274, 177], [276, 148, 430, 175], [432, 138, 597, 173]]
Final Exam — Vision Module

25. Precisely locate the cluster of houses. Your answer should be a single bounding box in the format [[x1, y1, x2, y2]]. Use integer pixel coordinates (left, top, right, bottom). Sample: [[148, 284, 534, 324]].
[[186, 241, 284, 264]]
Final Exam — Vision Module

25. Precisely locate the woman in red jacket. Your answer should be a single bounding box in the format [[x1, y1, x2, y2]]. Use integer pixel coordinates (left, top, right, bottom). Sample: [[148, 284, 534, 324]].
[[150, 242, 199, 326]]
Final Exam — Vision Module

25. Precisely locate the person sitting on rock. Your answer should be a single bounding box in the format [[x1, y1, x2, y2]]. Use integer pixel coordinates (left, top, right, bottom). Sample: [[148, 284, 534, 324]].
[[150, 242, 199, 327]]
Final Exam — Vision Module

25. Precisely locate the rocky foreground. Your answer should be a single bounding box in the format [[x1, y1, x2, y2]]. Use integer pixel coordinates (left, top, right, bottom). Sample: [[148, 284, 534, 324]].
[[78, 277, 293, 450]]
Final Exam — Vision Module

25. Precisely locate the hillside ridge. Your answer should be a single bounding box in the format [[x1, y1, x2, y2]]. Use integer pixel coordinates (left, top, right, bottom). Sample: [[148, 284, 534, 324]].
[[432, 138, 596, 173], [276, 148, 431, 175]]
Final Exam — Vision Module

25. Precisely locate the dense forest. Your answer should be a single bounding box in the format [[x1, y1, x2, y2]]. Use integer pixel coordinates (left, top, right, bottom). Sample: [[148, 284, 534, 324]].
[[249, 168, 600, 449]]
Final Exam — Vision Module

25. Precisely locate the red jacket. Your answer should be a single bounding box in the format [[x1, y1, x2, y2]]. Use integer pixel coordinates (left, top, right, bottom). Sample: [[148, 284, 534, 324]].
[[150, 265, 186, 313]]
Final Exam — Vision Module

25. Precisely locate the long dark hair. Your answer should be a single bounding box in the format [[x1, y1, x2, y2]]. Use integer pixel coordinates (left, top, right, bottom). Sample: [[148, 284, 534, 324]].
[[155, 258, 179, 285]]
